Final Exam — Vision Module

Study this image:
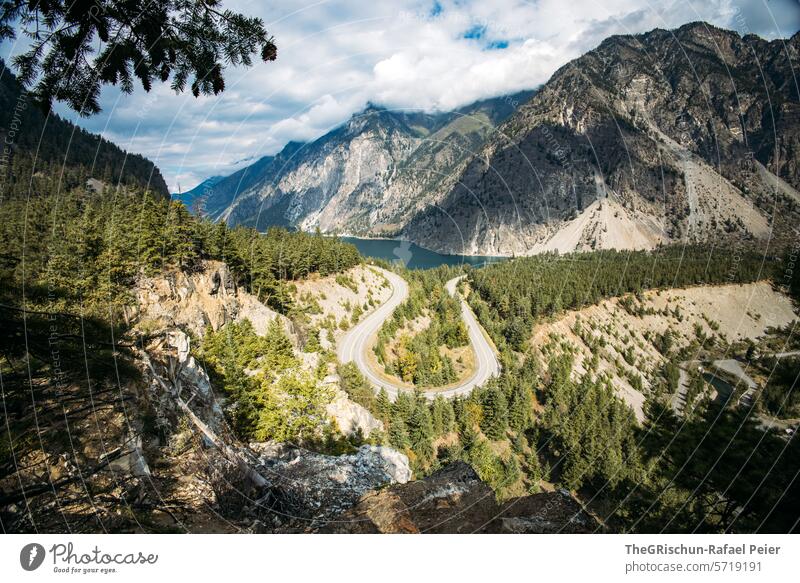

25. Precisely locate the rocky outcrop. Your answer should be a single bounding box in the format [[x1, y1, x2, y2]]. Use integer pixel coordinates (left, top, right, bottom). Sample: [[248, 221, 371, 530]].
[[326, 390, 385, 438], [133, 260, 291, 340], [313, 462, 599, 533], [251, 442, 410, 522]]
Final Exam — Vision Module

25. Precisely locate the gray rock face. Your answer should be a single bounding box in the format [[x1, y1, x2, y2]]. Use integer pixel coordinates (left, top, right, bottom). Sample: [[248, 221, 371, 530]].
[[197, 94, 533, 237], [251, 442, 411, 520]]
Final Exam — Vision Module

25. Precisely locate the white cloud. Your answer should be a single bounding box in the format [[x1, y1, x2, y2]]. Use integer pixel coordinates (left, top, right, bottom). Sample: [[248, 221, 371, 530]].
[[5, 0, 798, 191]]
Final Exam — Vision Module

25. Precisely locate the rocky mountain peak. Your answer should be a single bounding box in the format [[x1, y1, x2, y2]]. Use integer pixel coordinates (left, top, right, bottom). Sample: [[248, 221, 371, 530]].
[[403, 22, 800, 256], [189, 23, 799, 258]]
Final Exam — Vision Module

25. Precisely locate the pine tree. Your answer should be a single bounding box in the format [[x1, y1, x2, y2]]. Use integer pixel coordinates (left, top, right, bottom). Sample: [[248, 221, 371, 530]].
[[508, 383, 532, 432], [480, 384, 508, 440], [376, 388, 392, 424], [264, 318, 295, 369], [526, 450, 543, 494], [393, 391, 415, 421], [389, 410, 410, 450], [408, 400, 435, 465], [441, 399, 455, 434], [431, 395, 448, 436]]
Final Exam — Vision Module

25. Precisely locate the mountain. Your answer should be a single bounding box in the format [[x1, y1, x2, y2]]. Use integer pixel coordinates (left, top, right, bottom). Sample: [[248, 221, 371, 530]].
[[405, 22, 800, 255], [172, 175, 224, 208], [190, 92, 534, 233], [0, 61, 169, 197], [194, 23, 800, 256]]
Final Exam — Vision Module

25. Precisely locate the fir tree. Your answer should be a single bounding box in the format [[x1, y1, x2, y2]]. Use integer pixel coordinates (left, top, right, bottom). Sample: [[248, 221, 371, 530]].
[[508, 383, 532, 432], [389, 411, 410, 450], [408, 400, 435, 465], [376, 388, 392, 424], [480, 384, 508, 440]]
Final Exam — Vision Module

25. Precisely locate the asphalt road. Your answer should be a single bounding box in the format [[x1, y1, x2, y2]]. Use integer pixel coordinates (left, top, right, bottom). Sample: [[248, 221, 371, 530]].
[[337, 269, 500, 400]]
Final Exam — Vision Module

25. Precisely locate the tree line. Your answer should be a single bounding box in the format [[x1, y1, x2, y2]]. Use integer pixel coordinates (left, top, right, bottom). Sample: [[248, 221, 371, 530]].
[[0, 185, 361, 319], [468, 245, 774, 351]]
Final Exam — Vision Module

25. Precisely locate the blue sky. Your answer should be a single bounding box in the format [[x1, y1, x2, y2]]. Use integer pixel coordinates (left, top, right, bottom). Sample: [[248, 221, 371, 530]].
[[3, 0, 799, 192]]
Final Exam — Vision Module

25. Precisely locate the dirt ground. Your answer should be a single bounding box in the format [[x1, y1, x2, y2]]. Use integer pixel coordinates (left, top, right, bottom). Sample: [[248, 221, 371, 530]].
[[530, 281, 797, 422], [292, 264, 393, 338]]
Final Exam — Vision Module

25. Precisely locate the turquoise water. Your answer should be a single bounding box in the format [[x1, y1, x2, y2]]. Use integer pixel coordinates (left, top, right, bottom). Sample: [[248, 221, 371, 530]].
[[340, 237, 504, 270]]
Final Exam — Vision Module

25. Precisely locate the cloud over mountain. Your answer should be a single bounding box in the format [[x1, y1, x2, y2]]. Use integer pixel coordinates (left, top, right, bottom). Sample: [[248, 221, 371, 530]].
[[4, 0, 796, 191]]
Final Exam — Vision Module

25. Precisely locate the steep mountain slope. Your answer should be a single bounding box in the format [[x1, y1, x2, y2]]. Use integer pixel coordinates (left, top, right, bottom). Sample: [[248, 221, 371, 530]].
[[195, 93, 534, 233], [0, 61, 169, 196], [405, 23, 800, 255]]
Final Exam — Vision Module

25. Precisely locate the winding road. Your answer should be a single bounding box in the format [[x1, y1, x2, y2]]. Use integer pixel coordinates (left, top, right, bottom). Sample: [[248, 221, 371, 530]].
[[337, 268, 500, 399]]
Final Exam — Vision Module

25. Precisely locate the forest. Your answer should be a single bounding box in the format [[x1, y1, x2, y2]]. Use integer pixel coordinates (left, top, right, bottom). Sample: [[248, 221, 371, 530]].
[[468, 245, 776, 350], [372, 267, 469, 387], [0, 185, 361, 319], [341, 329, 799, 532]]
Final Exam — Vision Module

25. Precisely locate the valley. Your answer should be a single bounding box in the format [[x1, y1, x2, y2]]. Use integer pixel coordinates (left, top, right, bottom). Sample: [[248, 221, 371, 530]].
[[1, 9, 799, 539]]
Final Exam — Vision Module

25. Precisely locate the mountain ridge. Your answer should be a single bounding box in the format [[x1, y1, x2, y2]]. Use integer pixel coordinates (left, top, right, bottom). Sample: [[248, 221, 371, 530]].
[[0, 60, 169, 197], [187, 91, 536, 233], [404, 22, 800, 254], [192, 22, 800, 256]]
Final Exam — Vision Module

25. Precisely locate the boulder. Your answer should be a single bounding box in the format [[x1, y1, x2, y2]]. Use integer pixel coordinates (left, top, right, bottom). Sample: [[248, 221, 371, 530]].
[[251, 442, 410, 521], [314, 462, 599, 533]]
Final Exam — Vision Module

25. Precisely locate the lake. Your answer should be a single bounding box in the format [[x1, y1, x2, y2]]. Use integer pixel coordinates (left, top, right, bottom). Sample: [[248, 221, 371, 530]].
[[339, 237, 505, 270]]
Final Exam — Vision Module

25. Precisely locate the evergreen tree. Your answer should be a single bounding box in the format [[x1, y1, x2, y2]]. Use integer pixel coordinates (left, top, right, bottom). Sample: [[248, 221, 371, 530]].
[[525, 450, 543, 493], [508, 383, 532, 432], [389, 411, 410, 450], [480, 384, 508, 440], [376, 388, 392, 424], [431, 395, 450, 436], [408, 400, 435, 465], [393, 391, 415, 421]]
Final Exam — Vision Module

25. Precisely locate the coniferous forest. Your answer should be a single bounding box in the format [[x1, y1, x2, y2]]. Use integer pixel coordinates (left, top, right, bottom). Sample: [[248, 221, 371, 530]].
[[468, 246, 775, 350]]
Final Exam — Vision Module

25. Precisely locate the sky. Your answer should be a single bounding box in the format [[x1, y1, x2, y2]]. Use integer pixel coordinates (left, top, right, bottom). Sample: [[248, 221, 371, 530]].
[[3, 0, 800, 192]]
